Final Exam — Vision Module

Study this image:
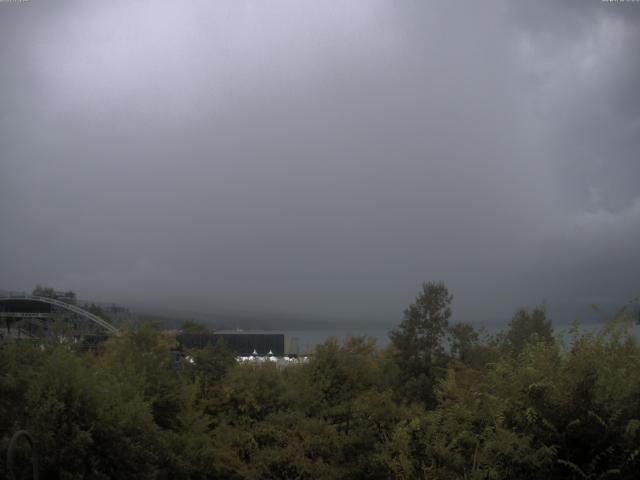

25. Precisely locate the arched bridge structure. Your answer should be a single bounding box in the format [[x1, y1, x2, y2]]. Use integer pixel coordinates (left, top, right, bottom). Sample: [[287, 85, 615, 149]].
[[0, 294, 120, 338]]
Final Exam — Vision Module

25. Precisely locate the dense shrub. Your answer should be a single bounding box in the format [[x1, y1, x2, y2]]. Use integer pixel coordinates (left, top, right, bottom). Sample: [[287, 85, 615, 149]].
[[2, 304, 639, 479]]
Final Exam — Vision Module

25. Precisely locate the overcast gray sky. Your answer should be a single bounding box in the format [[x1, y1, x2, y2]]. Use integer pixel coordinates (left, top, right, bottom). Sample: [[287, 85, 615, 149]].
[[1, 0, 639, 327]]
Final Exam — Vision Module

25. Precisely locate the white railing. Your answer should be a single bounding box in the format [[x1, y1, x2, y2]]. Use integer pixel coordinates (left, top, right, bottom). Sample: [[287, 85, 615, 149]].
[[0, 294, 119, 335]]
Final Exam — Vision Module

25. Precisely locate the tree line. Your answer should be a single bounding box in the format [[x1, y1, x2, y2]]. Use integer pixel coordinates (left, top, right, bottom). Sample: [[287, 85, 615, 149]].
[[1, 282, 639, 479]]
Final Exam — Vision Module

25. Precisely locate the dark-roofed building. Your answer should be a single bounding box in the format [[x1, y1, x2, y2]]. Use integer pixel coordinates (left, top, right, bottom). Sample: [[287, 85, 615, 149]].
[[177, 332, 298, 356]]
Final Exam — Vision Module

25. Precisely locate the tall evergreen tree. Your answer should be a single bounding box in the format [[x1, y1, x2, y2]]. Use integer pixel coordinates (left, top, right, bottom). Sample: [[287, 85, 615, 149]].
[[504, 306, 553, 354], [390, 281, 452, 405]]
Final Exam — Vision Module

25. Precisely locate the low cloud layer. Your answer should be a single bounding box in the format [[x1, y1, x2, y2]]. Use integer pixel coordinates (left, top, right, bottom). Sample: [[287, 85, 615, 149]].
[[1, 0, 638, 326]]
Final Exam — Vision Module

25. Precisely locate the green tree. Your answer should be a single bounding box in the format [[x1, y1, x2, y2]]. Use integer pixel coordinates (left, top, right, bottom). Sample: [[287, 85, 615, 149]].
[[99, 323, 185, 431], [32, 284, 56, 298], [503, 306, 554, 354], [21, 346, 160, 479], [390, 281, 453, 405], [448, 322, 479, 362], [180, 319, 212, 335], [250, 411, 342, 479], [186, 338, 237, 407]]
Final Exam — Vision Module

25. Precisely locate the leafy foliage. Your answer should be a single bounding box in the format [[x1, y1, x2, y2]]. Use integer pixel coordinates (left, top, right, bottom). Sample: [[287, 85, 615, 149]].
[[2, 284, 640, 479], [390, 281, 453, 405]]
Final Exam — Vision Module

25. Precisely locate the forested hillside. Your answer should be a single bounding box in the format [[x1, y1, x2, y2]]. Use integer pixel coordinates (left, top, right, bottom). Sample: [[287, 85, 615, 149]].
[[2, 283, 639, 479]]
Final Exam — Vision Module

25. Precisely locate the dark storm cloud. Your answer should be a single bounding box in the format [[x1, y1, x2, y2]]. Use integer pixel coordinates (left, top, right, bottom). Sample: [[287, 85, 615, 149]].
[[503, 0, 640, 317], [509, 0, 640, 210], [1, 0, 638, 326]]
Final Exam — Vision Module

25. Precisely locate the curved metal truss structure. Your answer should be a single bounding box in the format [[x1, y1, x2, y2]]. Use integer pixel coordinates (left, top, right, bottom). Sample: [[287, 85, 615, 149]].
[[0, 294, 120, 337]]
